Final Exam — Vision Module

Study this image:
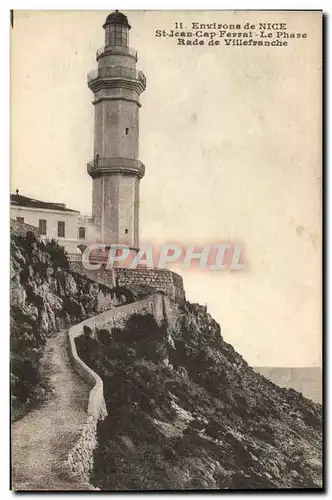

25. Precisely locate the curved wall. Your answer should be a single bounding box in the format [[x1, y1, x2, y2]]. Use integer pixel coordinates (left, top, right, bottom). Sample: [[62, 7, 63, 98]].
[[61, 293, 170, 484]]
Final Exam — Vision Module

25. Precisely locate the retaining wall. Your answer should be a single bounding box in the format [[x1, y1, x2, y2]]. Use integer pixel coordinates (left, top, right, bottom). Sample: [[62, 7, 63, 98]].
[[69, 262, 185, 304], [62, 293, 170, 485], [115, 267, 185, 304]]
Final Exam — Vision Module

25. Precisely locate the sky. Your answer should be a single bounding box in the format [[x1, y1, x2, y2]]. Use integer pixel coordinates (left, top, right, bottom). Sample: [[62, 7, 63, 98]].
[[11, 10, 322, 367]]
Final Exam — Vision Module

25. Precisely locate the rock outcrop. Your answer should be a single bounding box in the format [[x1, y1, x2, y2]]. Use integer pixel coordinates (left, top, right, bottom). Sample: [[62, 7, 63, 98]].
[[76, 302, 323, 490], [10, 229, 323, 490], [10, 231, 133, 420]]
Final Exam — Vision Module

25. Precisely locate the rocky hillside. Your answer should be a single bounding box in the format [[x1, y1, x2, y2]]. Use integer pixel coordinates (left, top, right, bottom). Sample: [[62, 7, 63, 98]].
[[77, 303, 323, 490], [10, 230, 136, 421], [10, 228, 323, 490], [254, 367, 322, 404]]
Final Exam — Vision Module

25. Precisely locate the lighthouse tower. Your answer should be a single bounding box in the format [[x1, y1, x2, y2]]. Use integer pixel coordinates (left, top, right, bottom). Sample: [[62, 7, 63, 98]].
[[87, 11, 146, 250]]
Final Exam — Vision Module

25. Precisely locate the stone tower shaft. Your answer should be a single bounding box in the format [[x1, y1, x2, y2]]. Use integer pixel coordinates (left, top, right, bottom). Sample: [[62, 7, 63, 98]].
[[87, 11, 146, 250]]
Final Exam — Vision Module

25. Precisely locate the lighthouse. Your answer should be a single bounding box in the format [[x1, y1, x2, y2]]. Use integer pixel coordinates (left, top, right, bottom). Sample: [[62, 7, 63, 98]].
[[87, 11, 146, 250]]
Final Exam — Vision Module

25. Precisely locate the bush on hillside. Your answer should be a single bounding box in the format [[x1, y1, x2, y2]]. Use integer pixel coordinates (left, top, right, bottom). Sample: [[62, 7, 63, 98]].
[[43, 238, 69, 270]]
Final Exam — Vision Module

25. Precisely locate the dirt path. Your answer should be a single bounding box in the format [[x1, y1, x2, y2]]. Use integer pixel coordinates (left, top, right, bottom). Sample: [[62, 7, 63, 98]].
[[11, 330, 92, 491]]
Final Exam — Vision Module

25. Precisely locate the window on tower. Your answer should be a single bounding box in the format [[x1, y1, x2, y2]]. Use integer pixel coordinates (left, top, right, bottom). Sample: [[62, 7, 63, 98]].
[[125, 228, 129, 234], [78, 227, 86, 239], [107, 23, 128, 46], [125, 128, 129, 135]]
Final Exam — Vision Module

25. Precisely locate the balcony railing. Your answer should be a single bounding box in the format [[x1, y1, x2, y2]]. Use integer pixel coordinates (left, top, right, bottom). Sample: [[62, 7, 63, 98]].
[[67, 253, 83, 262], [68, 253, 106, 263], [87, 66, 146, 88], [96, 46, 137, 60], [78, 214, 102, 226], [87, 157, 145, 178]]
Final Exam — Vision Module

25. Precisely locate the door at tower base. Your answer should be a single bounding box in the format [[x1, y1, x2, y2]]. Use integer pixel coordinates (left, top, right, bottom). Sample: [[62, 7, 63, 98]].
[[92, 174, 139, 248]]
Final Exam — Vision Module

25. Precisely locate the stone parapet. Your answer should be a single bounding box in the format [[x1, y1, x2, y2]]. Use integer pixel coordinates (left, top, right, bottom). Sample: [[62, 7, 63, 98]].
[[62, 293, 172, 485], [69, 261, 186, 304]]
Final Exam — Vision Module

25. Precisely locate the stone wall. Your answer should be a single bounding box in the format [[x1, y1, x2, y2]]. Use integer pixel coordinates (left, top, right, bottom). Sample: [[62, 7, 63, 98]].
[[115, 267, 185, 304], [88, 293, 166, 332], [62, 293, 171, 485], [61, 318, 109, 484], [69, 261, 186, 304]]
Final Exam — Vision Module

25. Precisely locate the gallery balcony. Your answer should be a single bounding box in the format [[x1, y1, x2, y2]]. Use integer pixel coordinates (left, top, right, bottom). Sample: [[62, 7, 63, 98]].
[[96, 45, 138, 62], [87, 157, 145, 179], [87, 66, 146, 94]]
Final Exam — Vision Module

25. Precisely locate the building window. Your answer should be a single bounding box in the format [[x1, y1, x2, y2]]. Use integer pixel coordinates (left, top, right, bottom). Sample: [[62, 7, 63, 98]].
[[39, 219, 47, 235], [78, 227, 86, 239], [16, 217, 24, 223], [125, 228, 129, 234], [57, 221, 65, 238], [125, 128, 129, 135]]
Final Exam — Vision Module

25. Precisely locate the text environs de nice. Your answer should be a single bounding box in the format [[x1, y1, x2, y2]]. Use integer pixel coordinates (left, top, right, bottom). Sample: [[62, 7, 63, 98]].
[[155, 28, 307, 47]]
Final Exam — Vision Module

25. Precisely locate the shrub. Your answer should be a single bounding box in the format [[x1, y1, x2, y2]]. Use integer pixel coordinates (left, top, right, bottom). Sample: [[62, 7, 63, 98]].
[[43, 238, 69, 270], [97, 328, 113, 345]]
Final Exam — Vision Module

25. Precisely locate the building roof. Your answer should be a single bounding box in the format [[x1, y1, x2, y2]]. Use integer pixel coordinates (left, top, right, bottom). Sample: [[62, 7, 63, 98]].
[[103, 10, 131, 29], [10, 218, 40, 238], [10, 193, 79, 213]]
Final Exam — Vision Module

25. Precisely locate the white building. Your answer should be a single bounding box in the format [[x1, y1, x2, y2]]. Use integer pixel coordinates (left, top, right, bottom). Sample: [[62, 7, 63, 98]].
[[10, 191, 101, 256]]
